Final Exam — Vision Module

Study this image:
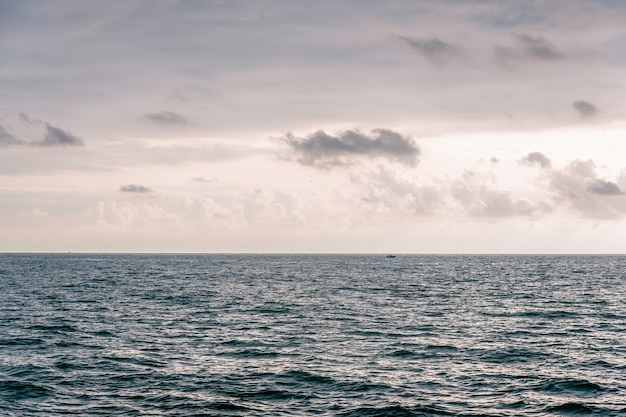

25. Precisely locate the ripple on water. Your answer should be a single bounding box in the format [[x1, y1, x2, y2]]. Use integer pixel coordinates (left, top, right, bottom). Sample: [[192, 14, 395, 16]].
[[336, 404, 452, 416], [0, 338, 46, 347], [0, 380, 52, 401], [1, 254, 625, 416], [542, 401, 604, 414], [534, 378, 607, 396]]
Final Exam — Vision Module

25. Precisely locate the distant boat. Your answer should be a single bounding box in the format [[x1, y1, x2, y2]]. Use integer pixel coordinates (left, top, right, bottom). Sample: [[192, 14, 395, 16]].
[[385, 255, 396, 258]]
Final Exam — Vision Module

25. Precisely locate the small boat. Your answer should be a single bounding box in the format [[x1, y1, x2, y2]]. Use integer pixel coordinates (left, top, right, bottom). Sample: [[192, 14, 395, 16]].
[[385, 254, 396, 259]]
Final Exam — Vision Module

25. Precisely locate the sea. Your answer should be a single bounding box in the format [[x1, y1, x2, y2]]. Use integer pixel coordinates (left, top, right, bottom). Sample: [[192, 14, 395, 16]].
[[1, 254, 625, 416]]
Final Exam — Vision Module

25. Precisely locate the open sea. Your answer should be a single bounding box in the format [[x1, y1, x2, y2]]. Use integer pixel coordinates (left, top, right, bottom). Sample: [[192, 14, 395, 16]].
[[1, 254, 625, 416]]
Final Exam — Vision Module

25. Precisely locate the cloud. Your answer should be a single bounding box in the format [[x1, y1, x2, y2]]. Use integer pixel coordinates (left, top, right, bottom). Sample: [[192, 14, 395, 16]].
[[521, 151, 552, 169], [84, 200, 181, 230], [143, 111, 187, 125], [120, 184, 152, 193], [352, 165, 548, 220], [353, 166, 442, 216], [398, 36, 463, 65], [512, 33, 564, 60], [544, 160, 626, 218], [0, 114, 84, 147], [450, 170, 538, 217], [279, 128, 420, 168], [192, 176, 218, 183], [495, 33, 565, 66], [180, 196, 238, 229], [587, 179, 623, 195], [240, 188, 306, 226], [572, 100, 598, 118], [0, 125, 22, 146], [40, 124, 84, 147]]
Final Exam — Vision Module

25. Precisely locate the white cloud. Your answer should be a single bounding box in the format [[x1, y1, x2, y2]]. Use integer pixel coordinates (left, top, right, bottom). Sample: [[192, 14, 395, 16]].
[[450, 170, 540, 218], [85, 201, 181, 229], [544, 159, 626, 219], [351, 166, 441, 216]]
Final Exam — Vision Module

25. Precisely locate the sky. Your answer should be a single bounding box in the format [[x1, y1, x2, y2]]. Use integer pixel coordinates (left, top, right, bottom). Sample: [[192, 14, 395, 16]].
[[1, 0, 626, 253]]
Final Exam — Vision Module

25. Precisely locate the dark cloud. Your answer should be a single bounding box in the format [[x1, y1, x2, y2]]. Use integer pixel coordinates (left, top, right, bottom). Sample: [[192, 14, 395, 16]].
[[521, 151, 552, 169], [512, 33, 564, 60], [588, 179, 623, 195], [120, 184, 152, 193], [0, 114, 84, 148], [144, 111, 187, 125], [279, 128, 420, 168], [398, 36, 463, 65], [40, 125, 84, 147], [495, 33, 564, 66], [572, 100, 598, 118]]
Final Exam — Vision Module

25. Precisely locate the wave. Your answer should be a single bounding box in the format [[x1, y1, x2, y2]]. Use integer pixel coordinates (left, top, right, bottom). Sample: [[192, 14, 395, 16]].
[[0, 337, 46, 346], [216, 349, 283, 358], [542, 401, 597, 414], [28, 324, 79, 333], [337, 404, 451, 416], [476, 347, 547, 363], [225, 388, 311, 401], [0, 380, 52, 400], [534, 378, 607, 396]]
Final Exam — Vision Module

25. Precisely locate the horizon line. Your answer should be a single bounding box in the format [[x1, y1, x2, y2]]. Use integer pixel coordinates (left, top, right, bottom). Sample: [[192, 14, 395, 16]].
[[1, 252, 625, 256]]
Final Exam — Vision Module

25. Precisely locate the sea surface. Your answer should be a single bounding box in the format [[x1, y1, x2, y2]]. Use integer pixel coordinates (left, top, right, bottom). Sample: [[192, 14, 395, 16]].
[[1, 254, 625, 416]]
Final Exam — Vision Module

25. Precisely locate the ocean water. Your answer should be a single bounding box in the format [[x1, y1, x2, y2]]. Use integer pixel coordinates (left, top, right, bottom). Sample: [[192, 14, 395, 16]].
[[1, 254, 625, 416]]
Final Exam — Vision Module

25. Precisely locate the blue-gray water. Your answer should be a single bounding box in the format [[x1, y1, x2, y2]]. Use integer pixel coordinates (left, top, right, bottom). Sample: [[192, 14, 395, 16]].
[[1, 254, 625, 416]]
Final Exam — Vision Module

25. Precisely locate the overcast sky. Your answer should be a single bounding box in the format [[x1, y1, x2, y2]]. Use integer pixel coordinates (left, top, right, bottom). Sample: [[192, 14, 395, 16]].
[[1, 0, 626, 253]]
